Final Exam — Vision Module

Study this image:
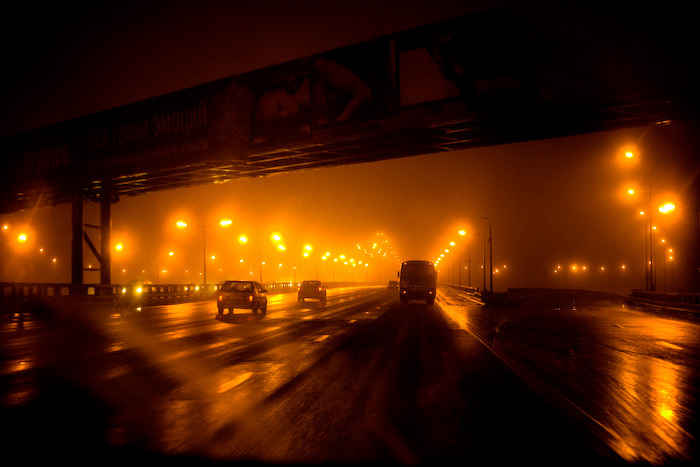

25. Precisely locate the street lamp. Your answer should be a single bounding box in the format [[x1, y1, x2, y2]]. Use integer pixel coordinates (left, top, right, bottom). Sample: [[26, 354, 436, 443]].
[[659, 201, 700, 234], [238, 233, 264, 283], [471, 233, 487, 293], [628, 188, 656, 290], [458, 229, 466, 285], [659, 203, 675, 214], [176, 221, 207, 285], [483, 217, 493, 293], [625, 150, 656, 291]]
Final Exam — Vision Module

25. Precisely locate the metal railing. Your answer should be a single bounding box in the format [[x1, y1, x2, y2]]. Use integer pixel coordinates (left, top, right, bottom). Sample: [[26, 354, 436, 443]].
[[0, 281, 373, 312], [630, 289, 700, 310]]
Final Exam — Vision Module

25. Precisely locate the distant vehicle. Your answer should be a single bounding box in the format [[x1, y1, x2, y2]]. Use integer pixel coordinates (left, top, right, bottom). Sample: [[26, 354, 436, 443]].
[[217, 280, 267, 317], [297, 280, 327, 303], [387, 280, 398, 290], [399, 260, 437, 304], [117, 279, 152, 312]]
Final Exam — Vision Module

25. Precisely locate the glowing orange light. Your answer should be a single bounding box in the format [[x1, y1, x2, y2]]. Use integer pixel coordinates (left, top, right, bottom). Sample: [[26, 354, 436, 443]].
[[659, 203, 675, 214]]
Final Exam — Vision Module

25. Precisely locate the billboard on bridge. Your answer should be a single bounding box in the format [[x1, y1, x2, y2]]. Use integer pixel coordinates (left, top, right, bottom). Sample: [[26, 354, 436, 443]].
[[0, 4, 678, 212]]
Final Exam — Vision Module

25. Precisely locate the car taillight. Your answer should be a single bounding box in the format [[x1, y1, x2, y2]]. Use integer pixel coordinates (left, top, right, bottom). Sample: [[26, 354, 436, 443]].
[[248, 295, 253, 302], [218, 295, 223, 301], [318, 287, 322, 292]]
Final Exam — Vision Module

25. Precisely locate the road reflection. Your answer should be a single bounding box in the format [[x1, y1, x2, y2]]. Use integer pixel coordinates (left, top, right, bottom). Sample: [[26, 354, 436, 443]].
[[605, 323, 692, 463], [437, 286, 699, 464]]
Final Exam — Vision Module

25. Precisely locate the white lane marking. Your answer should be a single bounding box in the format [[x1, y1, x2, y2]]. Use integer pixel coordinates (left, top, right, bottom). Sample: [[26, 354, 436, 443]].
[[657, 341, 682, 351], [161, 338, 243, 362], [314, 335, 330, 343], [218, 371, 254, 393], [206, 338, 242, 350]]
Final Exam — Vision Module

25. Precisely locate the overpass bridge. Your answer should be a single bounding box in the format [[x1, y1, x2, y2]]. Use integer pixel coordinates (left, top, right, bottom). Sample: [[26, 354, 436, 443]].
[[1, 4, 696, 290]]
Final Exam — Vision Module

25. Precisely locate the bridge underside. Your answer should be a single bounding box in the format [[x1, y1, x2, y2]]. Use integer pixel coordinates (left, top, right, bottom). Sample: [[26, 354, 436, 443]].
[[83, 96, 674, 204]]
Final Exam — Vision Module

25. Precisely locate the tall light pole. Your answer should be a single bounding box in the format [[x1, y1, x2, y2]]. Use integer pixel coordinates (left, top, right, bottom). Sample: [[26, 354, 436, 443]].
[[458, 229, 466, 286], [625, 150, 656, 291], [473, 233, 486, 293], [177, 221, 206, 285], [238, 234, 264, 283], [483, 217, 492, 293], [1, 224, 8, 280], [630, 189, 656, 291], [648, 187, 655, 291]]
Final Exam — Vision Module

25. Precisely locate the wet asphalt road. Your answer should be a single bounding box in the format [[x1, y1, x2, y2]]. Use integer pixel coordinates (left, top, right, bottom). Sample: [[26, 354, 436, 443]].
[[440, 287, 700, 465], [1, 285, 696, 464]]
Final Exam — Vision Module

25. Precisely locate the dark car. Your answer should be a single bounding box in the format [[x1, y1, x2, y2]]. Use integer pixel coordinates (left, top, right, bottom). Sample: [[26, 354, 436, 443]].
[[217, 280, 267, 317], [387, 280, 398, 290], [297, 280, 327, 303]]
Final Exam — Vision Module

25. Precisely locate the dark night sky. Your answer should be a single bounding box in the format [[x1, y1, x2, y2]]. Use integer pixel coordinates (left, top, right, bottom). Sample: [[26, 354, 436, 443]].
[[2, 1, 698, 293]]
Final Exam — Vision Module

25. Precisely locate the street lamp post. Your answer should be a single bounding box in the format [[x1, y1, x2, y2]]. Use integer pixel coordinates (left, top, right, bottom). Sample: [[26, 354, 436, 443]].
[[177, 221, 206, 285], [483, 217, 493, 293], [625, 150, 656, 291], [631, 192, 655, 291], [473, 233, 487, 293], [648, 189, 656, 291], [1, 224, 8, 280], [458, 230, 466, 286]]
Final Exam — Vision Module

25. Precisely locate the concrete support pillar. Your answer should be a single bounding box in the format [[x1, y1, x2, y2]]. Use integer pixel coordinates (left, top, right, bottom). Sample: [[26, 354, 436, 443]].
[[71, 192, 83, 291], [100, 191, 111, 285]]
